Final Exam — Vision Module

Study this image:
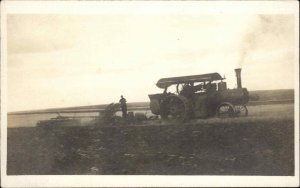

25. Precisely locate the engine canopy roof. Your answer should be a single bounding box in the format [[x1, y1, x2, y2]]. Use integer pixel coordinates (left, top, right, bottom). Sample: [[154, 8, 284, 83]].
[[156, 72, 223, 89]]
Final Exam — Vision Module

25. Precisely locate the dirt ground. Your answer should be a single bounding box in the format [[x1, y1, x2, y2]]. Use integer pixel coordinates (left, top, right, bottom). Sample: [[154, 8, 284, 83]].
[[7, 104, 294, 175]]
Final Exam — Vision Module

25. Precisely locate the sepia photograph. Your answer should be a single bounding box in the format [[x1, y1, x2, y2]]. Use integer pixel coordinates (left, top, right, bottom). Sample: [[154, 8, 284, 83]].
[[1, 1, 299, 187]]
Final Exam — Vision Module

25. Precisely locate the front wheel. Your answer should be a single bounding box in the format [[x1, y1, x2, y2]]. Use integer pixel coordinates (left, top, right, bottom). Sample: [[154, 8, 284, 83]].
[[234, 105, 248, 117], [217, 103, 235, 118]]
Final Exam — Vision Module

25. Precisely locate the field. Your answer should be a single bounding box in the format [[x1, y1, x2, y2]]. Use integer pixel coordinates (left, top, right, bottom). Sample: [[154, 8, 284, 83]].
[[249, 89, 294, 101], [7, 103, 294, 175]]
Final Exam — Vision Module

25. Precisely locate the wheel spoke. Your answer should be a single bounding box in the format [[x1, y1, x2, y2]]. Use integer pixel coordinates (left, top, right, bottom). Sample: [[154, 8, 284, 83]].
[[161, 96, 188, 122], [217, 104, 234, 118], [234, 105, 248, 117]]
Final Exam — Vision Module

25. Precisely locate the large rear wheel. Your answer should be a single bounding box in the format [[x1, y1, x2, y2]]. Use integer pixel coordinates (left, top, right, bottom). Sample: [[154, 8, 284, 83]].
[[160, 95, 191, 123]]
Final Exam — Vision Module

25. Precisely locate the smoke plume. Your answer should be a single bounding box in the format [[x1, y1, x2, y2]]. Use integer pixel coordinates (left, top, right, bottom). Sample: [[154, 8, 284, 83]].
[[238, 15, 294, 68]]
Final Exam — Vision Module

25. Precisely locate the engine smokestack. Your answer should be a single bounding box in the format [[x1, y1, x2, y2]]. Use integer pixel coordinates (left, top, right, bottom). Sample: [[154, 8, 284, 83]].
[[235, 68, 242, 89]]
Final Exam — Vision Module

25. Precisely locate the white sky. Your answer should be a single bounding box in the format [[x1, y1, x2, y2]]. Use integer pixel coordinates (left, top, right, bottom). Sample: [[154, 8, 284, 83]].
[[7, 14, 296, 111]]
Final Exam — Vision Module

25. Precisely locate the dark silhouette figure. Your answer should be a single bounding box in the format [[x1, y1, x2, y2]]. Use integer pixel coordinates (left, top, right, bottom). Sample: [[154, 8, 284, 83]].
[[119, 95, 127, 118], [180, 83, 194, 98]]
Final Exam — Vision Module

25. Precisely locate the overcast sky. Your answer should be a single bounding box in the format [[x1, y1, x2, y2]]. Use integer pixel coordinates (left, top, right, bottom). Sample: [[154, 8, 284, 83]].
[[7, 13, 296, 111]]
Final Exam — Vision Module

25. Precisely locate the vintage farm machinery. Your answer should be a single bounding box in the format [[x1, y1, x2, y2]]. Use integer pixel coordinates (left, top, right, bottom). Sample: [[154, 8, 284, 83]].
[[36, 112, 81, 127], [148, 69, 249, 121]]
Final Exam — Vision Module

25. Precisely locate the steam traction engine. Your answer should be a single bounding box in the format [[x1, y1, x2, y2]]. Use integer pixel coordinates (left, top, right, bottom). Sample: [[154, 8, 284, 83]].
[[148, 69, 249, 121]]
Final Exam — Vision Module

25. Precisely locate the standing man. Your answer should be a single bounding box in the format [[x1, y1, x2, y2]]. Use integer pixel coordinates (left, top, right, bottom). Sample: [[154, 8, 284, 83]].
[[119, 95, 127, 118]]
